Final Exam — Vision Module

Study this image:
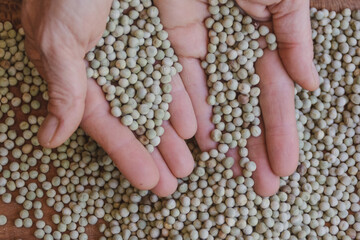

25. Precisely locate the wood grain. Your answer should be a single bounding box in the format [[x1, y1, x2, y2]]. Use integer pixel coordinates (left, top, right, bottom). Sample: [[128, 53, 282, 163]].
[[0, 0, 21, 29], [0, 0, 359, 240], [311, 0, 360, 11]]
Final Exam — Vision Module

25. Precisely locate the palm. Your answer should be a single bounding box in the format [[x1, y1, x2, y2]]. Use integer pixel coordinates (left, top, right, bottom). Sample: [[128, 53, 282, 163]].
[[22, 0, 113, 147], [155, 0, 317, 196], [22, 0, 197, 197]]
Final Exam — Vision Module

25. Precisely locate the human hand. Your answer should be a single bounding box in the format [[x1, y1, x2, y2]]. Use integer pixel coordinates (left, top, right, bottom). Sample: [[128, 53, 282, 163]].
[[21, 0, 197, 196], [155, 0, 319, 196]]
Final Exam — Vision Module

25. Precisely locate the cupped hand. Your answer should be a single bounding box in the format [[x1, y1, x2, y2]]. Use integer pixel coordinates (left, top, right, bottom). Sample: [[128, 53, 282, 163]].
[[155, 0, 319, 196], [21, 0, 197, 196]]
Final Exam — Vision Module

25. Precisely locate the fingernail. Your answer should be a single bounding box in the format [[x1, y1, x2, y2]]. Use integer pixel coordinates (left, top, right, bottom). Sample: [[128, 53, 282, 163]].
[[312, 63, 320, 88], [41, 113, 59, 146]]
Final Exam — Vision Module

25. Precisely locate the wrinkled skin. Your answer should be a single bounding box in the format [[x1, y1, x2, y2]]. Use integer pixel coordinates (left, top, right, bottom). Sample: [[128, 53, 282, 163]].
[[22, 0, 319, 197], [22, 0, 196, 197]]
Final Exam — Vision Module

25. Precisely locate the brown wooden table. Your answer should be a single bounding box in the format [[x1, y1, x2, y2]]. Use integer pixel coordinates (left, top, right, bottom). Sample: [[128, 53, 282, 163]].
[[0, 0, 359, 239]]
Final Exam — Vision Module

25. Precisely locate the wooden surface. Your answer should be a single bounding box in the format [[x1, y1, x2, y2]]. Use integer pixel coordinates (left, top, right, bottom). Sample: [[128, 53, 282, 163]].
[[0, 0, 359, 240], [0, 0, 21, 29], [311, 0, 360, 11]]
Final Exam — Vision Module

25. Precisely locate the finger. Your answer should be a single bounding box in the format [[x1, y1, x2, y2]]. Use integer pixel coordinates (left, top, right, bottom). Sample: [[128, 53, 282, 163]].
[[158, 121, 194, 178], [235, 0, 271, 21], [81, 78, 159, 190], [25, 39, 86, 149], [179, 57, 217, 151], [247, 123, 280, 197], [166, 23, 209, 59], [151, 149, 178, 197], [257, 49, 299, 177], [258, 35, 269, 49], [154, 0, 209, 59], [169, 74, 197, 139], [36, 52, 87, 148], [269, 0, 319, 91], [154, 0, 209, 29]]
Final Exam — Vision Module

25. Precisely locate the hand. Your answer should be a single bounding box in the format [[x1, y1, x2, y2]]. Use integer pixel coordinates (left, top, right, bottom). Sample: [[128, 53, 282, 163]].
[[154, 0, 319, 196], [21, 0, 197, 196]]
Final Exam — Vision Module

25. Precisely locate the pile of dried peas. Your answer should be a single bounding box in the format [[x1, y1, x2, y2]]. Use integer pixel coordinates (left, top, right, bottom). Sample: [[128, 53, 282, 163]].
[[0, 0, 359, 239]]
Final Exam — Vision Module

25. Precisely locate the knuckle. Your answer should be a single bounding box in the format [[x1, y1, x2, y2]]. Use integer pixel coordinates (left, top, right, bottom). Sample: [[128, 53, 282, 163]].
[[47, 86, 85, 114]]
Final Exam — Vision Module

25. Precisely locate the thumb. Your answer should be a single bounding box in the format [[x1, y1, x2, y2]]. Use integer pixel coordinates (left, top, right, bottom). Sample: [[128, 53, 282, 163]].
[[269, 0, 319, 91], [36, 50, 87, 148]]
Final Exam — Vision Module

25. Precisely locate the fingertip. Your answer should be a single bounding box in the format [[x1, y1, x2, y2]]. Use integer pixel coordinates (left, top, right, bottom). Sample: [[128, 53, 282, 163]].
[[270, 155, 299, 177], [294, 63, 320, 92], [151, 175, 178, 197], [249, 141, 281, 197], [195, 128, 218, 152], [136, 177, 160, 191], [158, 122, 195, 178], [150, 149, 178, 197], [266, 128, 299, 177], [254, 175, 280, 197], [301, 83, 319, 92], [182, 121, 197, 140], [276, 48, 314, 93], [267, 136, 299, 177], [169, 148, 194, 179], [247, 132, 280, 197], [38, 113, 60, 148], [129, 163, 160, 190], [272, 1, 317, 92], [38, 112, 79, 148], [175, 160, 194, 179], [174, 116, 197, 140], [111, 145, 160, 191], [113, 144, 160, 190]]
